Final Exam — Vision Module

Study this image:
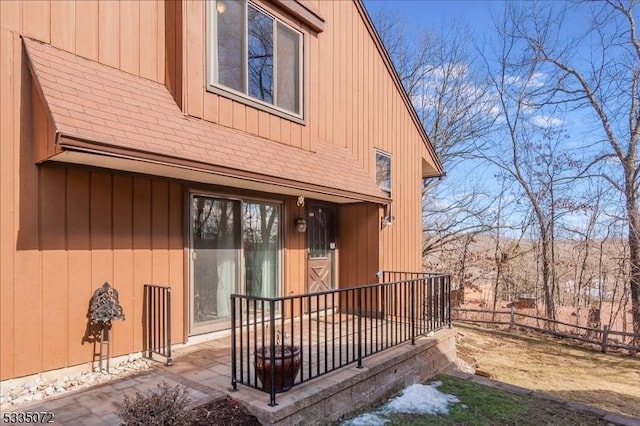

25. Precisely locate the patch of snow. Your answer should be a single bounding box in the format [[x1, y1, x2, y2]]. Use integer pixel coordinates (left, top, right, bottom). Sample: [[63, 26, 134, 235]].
[[342, 381, 460, 425], [383, 382, 459, 415], [342, 412, 388, 426]]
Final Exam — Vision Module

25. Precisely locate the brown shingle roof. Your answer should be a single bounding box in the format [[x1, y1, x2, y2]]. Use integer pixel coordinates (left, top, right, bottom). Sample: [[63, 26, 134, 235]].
[[23, 37, 388, 204]]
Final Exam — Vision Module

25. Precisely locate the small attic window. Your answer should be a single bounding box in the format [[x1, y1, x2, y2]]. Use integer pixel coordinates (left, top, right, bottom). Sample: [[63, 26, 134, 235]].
[[209, 0, 304, 120], [376, 150, 393, 228], [376, 150, 391, 196]]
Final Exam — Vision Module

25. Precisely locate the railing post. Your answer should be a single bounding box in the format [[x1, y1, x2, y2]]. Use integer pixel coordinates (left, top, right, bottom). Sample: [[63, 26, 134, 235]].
[[269, 299, 277, 406], [166, 287, 172, 366], [447, 275, 452, 328], [509, 306, 515, 331], [601, 325, 609, 353], [410, 279, 415, 345], [231, 295, 237, 391], [357, 287, 363, 369], [440, 276, 446, 328], [145, 286, 152, 358]]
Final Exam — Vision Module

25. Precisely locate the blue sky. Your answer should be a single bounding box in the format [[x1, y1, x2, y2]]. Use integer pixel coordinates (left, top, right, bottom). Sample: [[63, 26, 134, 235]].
[[361, 0, 633, 237], [363, 1, 593, 51], [364, 0, 503, 34]]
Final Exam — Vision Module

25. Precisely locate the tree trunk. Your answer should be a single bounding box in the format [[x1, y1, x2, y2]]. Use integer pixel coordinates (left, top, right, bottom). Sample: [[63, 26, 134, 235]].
[[626, 170, 640, 341], [540, 236, 555, 321]]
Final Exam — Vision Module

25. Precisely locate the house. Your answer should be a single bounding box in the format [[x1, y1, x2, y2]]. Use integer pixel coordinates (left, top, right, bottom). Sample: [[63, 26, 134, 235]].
[[0, 0, 444, 383]]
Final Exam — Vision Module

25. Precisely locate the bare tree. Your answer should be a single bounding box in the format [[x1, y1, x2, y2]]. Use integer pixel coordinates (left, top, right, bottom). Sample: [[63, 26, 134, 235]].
[[372, 8, 499, 264], [421, 184, 495, 257], [372, 8, 436, 100], [372, 9, 497, 172], [490, 174, 533, 315], [514, 0, 640, 338], [477, 2, 590, 320]]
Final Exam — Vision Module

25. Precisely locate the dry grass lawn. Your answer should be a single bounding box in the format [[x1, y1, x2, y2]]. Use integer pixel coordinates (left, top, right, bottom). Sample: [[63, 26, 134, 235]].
[[455, 323, 640, 419]]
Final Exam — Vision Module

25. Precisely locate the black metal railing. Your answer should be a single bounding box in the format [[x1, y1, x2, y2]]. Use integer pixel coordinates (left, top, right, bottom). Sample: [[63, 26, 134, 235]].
[[231, 272, 451, 405], [144, 284, 172, 366], [377, 270, 442, 282]]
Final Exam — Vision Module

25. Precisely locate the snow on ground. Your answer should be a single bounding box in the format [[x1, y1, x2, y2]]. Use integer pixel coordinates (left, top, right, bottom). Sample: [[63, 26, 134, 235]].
[[342, 381, 461, 425]]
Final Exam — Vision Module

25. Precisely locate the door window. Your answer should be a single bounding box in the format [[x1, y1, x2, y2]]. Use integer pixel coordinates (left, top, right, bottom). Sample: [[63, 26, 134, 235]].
[[307, 205, 336, 258]]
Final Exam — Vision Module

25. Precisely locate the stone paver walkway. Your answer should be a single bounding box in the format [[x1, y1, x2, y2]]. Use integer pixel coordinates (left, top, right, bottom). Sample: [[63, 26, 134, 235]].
[[2, 337, 233, 425]]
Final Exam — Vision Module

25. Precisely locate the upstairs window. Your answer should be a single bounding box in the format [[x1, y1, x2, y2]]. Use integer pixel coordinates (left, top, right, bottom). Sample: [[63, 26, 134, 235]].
[[210, 1, 303, 118], [376, 150, 392, 197], [376, 150, 393, 227]]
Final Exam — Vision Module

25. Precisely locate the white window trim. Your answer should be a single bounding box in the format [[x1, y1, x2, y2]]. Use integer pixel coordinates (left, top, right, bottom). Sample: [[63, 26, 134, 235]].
[[207, 0, 305, 123]]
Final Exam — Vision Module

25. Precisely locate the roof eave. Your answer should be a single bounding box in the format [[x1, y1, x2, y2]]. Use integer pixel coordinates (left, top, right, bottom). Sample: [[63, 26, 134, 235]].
[[55, 132, 391, 205]]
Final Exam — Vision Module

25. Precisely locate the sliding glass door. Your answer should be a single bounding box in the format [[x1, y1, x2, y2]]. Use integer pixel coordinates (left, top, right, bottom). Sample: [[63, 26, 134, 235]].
[[243, 201, 280, 298], [190, 195, 240, 334], [190, 194, 281, 335]]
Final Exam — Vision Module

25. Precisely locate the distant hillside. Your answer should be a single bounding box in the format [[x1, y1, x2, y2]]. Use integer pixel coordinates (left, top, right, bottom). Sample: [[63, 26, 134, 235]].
[[423, 233, 630, 307]]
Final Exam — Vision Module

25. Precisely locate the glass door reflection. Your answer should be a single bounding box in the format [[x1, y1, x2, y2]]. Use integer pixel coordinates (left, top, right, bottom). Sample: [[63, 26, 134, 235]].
[[243, 201, 280, 299], [190, 195, 240, 334]]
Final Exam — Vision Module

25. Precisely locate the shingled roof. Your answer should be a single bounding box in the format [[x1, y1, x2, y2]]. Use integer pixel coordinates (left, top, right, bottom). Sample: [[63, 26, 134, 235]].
[[23, 37, 388, 204]]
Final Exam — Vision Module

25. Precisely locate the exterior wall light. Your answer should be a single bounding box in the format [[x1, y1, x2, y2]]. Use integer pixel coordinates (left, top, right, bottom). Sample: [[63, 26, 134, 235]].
[[296, 218, 307, 233], [381, 204, 394, 229]]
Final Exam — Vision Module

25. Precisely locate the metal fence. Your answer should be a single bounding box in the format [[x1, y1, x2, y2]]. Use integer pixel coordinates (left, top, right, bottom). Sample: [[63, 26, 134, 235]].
[[231, 272, 451, 406], [144, 284, 172, 366]]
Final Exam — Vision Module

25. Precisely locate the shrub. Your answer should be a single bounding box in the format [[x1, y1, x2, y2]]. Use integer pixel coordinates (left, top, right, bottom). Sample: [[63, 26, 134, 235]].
[[118, 382, 196, 426]]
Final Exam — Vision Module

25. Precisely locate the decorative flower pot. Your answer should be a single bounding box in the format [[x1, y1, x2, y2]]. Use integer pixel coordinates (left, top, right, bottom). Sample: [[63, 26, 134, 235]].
[[254, 345, 301, 392]]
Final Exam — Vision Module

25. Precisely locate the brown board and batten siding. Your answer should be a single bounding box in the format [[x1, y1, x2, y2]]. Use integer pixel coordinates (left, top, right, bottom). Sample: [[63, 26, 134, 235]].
[[0, 0, 175, 380], [1, 161, 184, 380], [0, 0, 441, 381], [316, 0, 426, 275], [1, 0, 166, 83]]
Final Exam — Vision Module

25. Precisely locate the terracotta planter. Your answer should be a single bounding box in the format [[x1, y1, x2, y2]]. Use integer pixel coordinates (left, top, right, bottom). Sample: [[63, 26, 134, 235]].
[[254, 345, 301, 392]]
